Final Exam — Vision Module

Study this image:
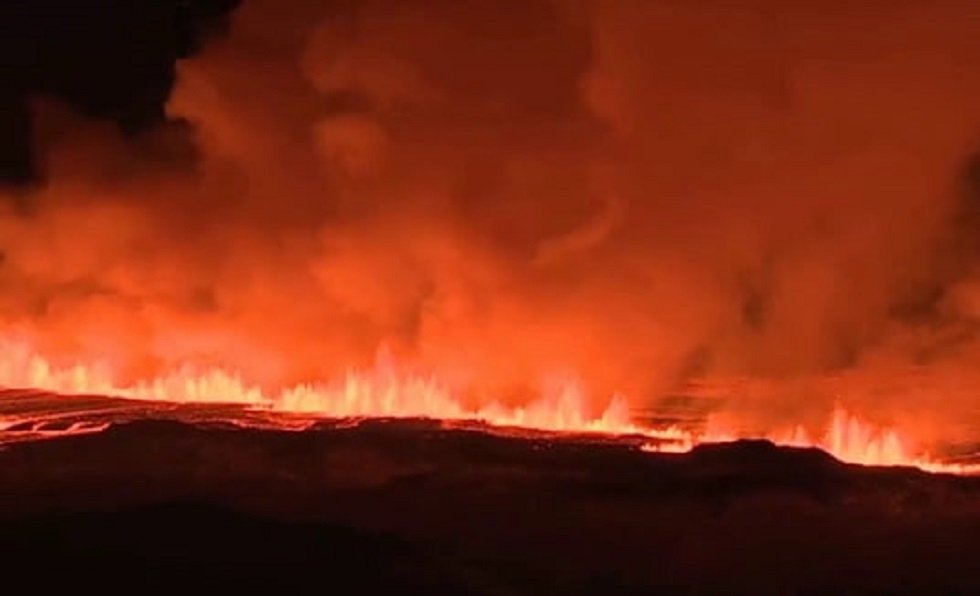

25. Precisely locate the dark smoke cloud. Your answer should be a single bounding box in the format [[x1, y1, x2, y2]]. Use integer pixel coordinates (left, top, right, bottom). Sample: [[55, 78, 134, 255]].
[[2, 0, 980, 429]]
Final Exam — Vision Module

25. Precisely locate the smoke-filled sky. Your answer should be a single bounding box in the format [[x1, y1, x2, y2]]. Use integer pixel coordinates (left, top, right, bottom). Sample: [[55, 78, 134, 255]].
[[2, 0, 980, 430]]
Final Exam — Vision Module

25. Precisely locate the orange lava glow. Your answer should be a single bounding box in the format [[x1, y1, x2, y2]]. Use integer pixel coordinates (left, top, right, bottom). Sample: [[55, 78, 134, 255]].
[[646, 408, 980, 476], [0, 339, 976, 475]]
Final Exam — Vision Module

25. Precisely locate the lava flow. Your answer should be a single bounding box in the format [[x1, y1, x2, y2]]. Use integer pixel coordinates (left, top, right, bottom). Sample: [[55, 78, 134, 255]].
[[0, 340, 975, 475]]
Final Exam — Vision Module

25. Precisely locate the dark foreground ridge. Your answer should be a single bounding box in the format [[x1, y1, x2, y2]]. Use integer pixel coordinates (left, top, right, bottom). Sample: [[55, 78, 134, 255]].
[[4, 418, 980, 594]]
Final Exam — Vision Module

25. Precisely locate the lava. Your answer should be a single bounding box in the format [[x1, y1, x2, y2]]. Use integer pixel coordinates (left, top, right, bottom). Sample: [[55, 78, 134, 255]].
[[0, 339, 976, 474]]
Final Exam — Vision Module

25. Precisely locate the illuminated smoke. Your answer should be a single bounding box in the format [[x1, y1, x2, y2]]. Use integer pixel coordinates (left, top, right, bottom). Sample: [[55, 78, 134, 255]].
[[1, 0, 979, 447]]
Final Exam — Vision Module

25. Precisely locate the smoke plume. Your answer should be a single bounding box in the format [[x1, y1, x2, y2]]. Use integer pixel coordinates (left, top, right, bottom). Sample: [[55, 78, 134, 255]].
[[3, 0, 980, 433]]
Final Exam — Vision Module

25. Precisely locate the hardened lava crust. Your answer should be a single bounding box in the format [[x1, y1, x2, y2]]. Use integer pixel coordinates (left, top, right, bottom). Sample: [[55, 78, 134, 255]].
[[3, 391, 980, 594]]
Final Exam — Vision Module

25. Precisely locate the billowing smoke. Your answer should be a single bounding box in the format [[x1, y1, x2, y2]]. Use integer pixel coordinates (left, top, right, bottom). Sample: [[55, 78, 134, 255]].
[[2, 0, 979, 431]]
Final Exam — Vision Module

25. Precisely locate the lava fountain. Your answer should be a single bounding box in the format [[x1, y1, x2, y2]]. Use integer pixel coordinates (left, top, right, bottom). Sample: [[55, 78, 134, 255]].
[[0, 339, 975, 475]]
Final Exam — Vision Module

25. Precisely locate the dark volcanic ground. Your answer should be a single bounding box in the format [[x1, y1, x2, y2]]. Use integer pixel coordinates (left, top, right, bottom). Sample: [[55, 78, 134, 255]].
[[3, 392, 980, 594]]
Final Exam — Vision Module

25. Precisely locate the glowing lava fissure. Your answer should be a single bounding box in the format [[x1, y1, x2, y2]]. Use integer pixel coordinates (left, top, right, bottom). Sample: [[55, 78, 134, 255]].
[[0, 340, 975, 475]]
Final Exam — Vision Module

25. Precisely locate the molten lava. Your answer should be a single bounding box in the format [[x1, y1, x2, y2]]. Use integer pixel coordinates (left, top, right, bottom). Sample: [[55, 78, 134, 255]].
[[0, 339, 974, 474]]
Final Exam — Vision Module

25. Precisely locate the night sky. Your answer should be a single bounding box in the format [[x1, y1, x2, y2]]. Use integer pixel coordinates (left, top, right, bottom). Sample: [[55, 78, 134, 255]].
[[1, 1, 238, 182]]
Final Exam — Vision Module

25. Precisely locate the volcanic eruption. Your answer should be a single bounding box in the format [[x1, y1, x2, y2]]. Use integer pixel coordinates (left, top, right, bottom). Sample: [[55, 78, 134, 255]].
[[6, 1, 980, 592], [3, 0, 980, 472]]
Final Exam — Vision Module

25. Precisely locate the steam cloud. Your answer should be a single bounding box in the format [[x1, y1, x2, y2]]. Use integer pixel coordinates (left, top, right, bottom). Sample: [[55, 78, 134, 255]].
[[2, 0, 980, 436]]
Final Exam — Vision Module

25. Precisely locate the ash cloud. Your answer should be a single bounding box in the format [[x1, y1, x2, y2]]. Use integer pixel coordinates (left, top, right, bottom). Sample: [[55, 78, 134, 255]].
[[2, 0, 980, 429]]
